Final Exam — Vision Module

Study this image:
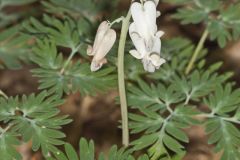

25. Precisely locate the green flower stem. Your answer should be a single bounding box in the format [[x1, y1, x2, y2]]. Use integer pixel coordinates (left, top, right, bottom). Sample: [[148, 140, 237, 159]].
[[185, 29, 209, 75], [118, 10, 131, 147], [0, 90, 8, 99]]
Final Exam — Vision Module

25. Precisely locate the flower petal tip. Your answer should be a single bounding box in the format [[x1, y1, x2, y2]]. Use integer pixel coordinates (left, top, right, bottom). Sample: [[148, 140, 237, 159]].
[[87, 45, 94, 56], [90, 61, 102, 72]]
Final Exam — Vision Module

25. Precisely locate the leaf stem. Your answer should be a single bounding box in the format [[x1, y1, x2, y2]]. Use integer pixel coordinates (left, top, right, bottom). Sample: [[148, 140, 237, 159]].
[[197, 114, 240, 124], [60, 45, 81, 74], [185, 29, 209, 75], [0, 123, 13, 137], [118, 10, 131, 147], [0, 90, 8, 99]]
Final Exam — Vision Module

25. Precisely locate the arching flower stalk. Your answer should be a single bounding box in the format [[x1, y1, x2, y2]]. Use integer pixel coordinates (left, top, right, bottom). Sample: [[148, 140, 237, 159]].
[[87, 21, 116, 72], [129, 0, 165, 72]]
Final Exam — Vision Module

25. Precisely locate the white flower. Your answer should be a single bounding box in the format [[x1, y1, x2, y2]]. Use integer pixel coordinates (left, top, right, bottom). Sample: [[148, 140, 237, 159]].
[[154, 0, 159, 5], [87, 21, 116, 72], [129, 1, 165, 72]]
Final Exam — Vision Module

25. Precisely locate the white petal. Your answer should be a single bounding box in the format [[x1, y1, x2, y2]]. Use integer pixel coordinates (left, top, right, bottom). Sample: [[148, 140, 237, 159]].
[[87, 45, 93, 56], [144, 1, 157, 34], [154, 0, 159, 6], [156, 31, 164, 38], [92, 21, 109, 54], [94, 29, 116, 61], [156, 11, 161, 17], [144, 1, 157, 51], [131, 2, 149, 41], [129, 50, 142, 59], [149, 36, 165, 67], [129, 23, 147, 58], [147, 64, 156, 72], [151, 36, 161, 54], [142, 58, 155, 72], [149, 53, 166, 67]]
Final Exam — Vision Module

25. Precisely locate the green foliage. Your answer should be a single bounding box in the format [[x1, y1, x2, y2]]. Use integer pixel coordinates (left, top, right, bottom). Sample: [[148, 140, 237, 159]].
[[204, 84, 240, 115], [41, 0, 118, 19], [0, 92, 71, 159], [0, 0, 40, 69], [0, 129, 21, 160], [23, 14, 116, 96], [165, 0, 240, 47], [127, 79, 200, 159], [31, 39, 116, 96], [127, 80, 183, 111], [50, 138, 150, 160], [23, 15, 82, 49], [126, 43, 233, 159], [0, 25, 30, 69], [203, 85, 240, 160], [0, 0, 38, 27], [0, 0, 36, 7], [148, 37, 208, 81]]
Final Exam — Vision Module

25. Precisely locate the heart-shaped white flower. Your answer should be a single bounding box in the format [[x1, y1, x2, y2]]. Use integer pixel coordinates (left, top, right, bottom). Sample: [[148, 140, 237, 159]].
[[87, 21, 116, 72], [129, 1, 165, 72]]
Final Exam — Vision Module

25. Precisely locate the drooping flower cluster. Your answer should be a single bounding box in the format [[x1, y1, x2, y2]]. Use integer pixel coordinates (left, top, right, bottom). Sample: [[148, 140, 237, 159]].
[[129, 0, 165, 72], [87, 0, 165, 72]]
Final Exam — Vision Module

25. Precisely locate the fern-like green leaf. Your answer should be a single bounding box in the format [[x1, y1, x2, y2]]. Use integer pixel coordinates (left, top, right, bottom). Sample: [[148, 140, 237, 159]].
[[23, 15, 81, 49], [31, 39, 116, 96], [0, 92, 71, 158], [0, 25, 31, 69], [203, 84, 240, 160], [52, 138, 150, 160], [0, 129, 21, 160]]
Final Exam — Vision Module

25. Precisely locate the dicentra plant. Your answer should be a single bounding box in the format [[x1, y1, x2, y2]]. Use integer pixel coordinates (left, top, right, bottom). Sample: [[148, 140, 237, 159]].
[[0, 0, 240, 159]]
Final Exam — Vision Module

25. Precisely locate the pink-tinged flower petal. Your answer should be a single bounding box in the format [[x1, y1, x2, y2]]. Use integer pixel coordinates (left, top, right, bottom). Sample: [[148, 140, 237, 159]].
[[93, 29, 116, 63], [91, 58, 107, 72], [92, 21, 110, 55], [88, 21, 116, 72]]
